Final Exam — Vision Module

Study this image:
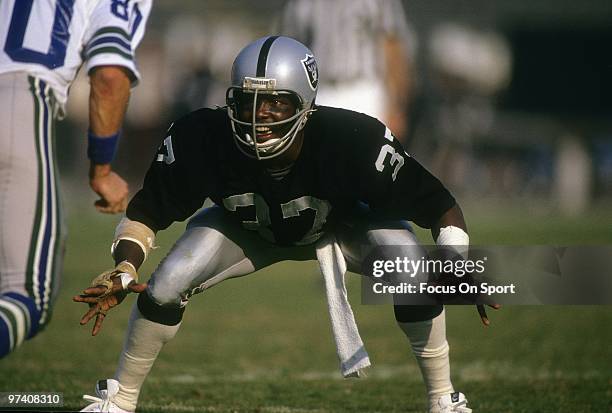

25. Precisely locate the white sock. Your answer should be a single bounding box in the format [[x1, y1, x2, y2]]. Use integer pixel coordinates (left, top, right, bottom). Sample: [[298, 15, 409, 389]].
[[397, 309, 454, 408], [113, 304, 180, 411]]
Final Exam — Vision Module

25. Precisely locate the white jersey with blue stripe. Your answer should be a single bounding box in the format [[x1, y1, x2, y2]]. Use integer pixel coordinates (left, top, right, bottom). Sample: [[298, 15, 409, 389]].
[[0, 0, 151, 107]]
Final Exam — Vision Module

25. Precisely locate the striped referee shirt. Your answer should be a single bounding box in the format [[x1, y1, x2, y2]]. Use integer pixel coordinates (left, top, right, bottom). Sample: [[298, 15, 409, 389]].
[[279, 0, 414, 83]]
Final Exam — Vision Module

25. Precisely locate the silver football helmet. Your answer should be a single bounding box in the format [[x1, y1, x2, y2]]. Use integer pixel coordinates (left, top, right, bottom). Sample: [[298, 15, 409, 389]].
[[226, 36, 318, 160]]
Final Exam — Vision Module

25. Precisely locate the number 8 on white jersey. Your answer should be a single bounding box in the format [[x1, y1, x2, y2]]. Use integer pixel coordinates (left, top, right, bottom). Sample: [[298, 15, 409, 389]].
[[0, 0, 152, 110]]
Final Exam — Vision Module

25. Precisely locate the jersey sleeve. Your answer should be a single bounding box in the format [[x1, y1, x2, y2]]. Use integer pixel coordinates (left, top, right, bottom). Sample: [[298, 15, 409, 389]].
[[83, 0, 152, 85], [126, 113, 213, 231], [353, 121, 456, 228]]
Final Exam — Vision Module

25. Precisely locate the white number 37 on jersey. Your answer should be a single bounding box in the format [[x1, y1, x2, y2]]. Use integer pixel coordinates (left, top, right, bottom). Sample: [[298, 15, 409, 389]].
[[374, 128, 405, 181]]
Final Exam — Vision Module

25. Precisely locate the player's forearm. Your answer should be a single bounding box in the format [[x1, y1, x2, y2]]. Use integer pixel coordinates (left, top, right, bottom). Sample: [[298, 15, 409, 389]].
[[383, 36, 412, 139], [88, 66, 131, 137], [87, 66, 130, 182], [383, 36, 411, 111], [113, 240, 145, 270]]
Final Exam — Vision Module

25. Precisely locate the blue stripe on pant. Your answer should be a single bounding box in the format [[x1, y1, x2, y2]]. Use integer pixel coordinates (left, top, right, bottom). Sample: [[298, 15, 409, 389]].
[[37, 80, 55, 324], [27, 77, 63, 327], [0, 293, 41, 358], [0, 312, 11, 357], [0, 74, 63, 358]]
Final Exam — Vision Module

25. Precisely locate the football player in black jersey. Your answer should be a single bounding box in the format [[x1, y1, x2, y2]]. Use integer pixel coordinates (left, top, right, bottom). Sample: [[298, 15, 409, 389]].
[[75, 36, 495, 413]]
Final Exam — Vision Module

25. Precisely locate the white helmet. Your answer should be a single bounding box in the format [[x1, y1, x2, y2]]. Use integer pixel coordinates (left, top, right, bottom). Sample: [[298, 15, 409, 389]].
[[226, 36, 318, 160]]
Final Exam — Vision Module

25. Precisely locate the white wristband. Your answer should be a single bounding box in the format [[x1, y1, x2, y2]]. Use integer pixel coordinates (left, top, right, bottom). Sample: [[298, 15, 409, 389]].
[[436, 226, 469, 259]]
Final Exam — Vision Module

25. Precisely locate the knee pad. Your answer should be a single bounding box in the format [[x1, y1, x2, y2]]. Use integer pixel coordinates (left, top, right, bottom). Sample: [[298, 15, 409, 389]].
[[0, 293, 42, 358], [146, 273, 188, 309], [137, 292, 185, 326], [394, 304, 443, 323]]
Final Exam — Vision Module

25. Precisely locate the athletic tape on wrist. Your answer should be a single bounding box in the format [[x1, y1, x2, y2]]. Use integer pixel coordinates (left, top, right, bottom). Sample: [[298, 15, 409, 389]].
[[119, 272, 135, 290], [87, 129, 120, 164], [116, 261, 137, 289], [111, 218, 156, 261], [104, 260, 138, 288], [116, 260, 137, 273], [436, 226, 469, 259]]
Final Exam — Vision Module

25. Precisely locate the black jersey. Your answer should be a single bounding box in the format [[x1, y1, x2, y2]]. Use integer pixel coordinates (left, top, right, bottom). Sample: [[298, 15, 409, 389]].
[[127, 106, 456, 245]]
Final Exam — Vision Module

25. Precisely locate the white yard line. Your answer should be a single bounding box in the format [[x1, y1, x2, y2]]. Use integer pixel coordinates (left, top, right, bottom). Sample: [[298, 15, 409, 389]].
[[138, 403, 327, 413], [150, 362, 604, 385]]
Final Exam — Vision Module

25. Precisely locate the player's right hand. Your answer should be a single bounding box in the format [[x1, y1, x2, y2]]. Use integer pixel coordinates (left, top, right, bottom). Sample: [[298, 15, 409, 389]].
[[73, 262, 146, 336], [89, 164, 129, 214], [477, 303, 501, 326]]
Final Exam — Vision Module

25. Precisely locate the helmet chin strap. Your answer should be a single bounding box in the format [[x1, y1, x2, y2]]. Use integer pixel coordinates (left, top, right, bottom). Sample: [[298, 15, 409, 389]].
[[244, 132, 281, 153], [248, 88, 286, 160], [251, 88, 262, 160]]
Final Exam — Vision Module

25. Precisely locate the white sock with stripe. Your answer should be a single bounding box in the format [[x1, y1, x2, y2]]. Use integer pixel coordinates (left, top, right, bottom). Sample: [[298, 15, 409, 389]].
[[113, 304, 180, 411], [0, 293, 40, 358], [397, 309, 454, 409]]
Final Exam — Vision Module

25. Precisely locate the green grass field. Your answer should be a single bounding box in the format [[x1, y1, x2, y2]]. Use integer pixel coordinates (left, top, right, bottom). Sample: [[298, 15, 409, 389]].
[[1, 203, 611, 412]]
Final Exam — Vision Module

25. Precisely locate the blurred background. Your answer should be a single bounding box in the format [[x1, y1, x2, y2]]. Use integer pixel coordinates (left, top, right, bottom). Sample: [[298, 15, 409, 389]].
[[58, 0, 612, 222], [4, 2, 611, 411]]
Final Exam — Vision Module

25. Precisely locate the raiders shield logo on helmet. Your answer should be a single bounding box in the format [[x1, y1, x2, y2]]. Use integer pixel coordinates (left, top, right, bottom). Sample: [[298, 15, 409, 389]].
[[301, 54, 318, 91]]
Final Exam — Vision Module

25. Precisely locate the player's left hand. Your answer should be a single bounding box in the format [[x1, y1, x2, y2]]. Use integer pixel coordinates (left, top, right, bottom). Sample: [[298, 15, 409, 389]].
[[477, 303, 501, 326], [89, 164, 129, 214]]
